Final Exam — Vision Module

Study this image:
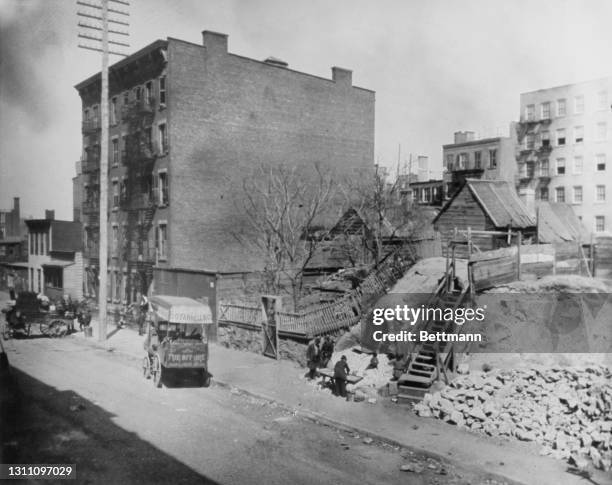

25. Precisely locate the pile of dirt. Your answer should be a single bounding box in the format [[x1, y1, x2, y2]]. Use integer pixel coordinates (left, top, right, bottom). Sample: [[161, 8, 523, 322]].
[[486, 274, 610, 293], [414, 365, 612, 471]]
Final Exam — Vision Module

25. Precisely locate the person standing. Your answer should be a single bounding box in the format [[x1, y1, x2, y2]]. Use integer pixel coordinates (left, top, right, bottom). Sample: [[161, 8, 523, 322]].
[[138, 293, 149, 336], [333, 355, 350, 398], [7, 271, 15, 300], [319, 335, 334, 368], [306, 337, 320, 379]]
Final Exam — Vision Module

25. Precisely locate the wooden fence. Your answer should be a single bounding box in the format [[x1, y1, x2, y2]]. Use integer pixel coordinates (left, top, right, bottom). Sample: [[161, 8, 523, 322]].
[[469, 241, 598, 291], [218, 245, 413, 339]]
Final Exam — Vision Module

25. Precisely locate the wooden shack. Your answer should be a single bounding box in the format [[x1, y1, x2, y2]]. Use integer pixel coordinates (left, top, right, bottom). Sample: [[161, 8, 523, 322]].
[[433, 179, 536, 257]]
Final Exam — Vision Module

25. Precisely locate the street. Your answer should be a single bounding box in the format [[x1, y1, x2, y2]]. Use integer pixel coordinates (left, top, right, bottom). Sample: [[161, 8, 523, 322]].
[[1, 336, 505, 485]]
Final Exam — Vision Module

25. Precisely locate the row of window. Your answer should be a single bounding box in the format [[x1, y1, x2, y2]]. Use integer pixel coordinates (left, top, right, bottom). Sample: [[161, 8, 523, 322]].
[[446, 149, 497, 171], [522, 155, 607, 177], [110, 171, 169, 208], [108, 223, 167, 260], [83, 76, 167, 125], [29, 231, 50, 256], [524, 90, 609, 121], [524, 123, 608, 149], [539, 185, 607, 204]]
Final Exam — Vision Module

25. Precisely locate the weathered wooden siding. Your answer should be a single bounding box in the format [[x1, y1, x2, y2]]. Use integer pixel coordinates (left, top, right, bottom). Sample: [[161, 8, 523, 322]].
[[434, 187, 490, 258]]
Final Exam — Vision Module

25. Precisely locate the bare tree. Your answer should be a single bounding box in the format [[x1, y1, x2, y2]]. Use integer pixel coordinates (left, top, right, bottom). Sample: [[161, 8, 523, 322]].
[[339, 167, 430, 265], [233, 163, 336, 307]]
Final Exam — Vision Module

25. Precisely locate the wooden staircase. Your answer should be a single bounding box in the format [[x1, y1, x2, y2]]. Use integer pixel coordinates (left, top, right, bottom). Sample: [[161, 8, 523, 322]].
[[396, 270, 470, 403]]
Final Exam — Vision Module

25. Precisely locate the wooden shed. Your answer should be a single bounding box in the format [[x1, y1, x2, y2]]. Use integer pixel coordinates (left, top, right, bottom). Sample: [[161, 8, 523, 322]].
[[433, 179, 536, 257]]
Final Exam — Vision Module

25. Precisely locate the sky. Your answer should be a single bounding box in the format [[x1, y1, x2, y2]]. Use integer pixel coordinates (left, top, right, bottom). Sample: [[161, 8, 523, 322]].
[[1, 0, 612, 219]]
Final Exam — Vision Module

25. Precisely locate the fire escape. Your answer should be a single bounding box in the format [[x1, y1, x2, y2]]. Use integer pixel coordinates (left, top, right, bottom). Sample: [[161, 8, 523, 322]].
[[81, 124, 101, 265], [515, 117, 553, 193], [120, 95, 158, 294]]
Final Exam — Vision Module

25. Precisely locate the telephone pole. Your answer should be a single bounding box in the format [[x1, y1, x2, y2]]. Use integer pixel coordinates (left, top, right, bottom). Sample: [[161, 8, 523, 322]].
[[77, 0, 130, 342]]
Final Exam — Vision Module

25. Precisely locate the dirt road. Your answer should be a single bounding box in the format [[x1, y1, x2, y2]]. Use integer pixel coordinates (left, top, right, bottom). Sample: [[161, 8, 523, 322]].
[[1, 336, 510, 485]]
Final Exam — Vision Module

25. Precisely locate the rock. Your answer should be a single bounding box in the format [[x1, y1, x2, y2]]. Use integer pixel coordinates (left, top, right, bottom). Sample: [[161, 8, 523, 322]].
[[362, 437, 373, 445], [515, 429, 536, 442], [400, 463, 423, 473], [367, 398, 377, 404], [438, 397, 454, 415], [457, 363, 469, 375], [447, 410, 464, 426], [569, 453, 590, 470], [468, 407, 487, 421]]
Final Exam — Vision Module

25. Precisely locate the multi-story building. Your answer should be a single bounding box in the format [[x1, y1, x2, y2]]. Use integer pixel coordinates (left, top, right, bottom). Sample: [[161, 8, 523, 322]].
[[0, 198, 28, 291], [74, 30, 375, 304], [442, 128, 518, 198], [24, 211, 83, 300], [516, 77, 612, 233]]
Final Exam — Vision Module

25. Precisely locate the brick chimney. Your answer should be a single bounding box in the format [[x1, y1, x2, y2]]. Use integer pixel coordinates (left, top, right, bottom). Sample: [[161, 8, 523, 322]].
[[454, 131, 476, 143], [45, 210, 55, 220], [202, 30, 228, 56], [332, 66, 352, 87]]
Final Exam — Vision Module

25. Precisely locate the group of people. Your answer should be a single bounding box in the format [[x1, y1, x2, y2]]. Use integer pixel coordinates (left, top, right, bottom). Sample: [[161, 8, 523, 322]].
[[305, 336, 335, 379]]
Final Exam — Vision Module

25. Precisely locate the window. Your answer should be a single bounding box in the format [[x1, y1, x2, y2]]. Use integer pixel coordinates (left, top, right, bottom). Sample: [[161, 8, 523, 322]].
[[474, 151, 482, 169], [488, 149, 497, 168], [123, 91, 129, 106], [557, 98, 566, 116], [84, 108, 89, 122], [596, 185, 606, 202], [541, 131, 550, 147], [596, 154, 606, 171], [423, 187, 431, 203], [112, 138, 119, 166], [539, 187, 549, 201], [540, 159, 549, 176], [412, 189, 418, 203], [574, 95, 584, 114], [555, 187, 565, 203], [556, 158, 565, 175], [525, 134, 535, 149], [159, 76, 166, 105], [574, 126, 583, 143], [134, 86, 141, 101], [446, 154, 453, 171], [597, 122, 607, 141], [93, 105, 99, 124], [157, 223, 167, 260], [573, 156, 583, 174], [458, 153, 468, 169], [556, 128, 566, 146], [525, 104, 535, 121], [145, 81, 152, 105], [112, 181, 119, 208], [595, 216, 605, 232], [541, 102, 551, 120], [158, 171, 169, 206], [158, 123, 168, 153], [112, 225, 118, 255], [526, 162, 535, 177], [110, 97, 117, 125], [598, 90, 608, 110], [573, 186, 583, 204], [121, 135, 127, 163]]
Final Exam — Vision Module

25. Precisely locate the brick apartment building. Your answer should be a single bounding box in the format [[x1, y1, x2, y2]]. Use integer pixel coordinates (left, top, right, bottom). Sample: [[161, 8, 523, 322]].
[[442, 129, 518, 198], [516, 77, 612, 233], [74, 30, 375, 305]]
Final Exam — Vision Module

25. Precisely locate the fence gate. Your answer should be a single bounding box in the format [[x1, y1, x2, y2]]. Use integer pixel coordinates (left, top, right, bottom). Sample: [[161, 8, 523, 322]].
[[261, 296, 280, 359]]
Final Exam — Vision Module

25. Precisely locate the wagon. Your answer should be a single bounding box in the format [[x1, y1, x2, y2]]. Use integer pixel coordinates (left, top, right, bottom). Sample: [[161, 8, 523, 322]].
[[142, 295, 213, 388], [1, 292, 76, 339]]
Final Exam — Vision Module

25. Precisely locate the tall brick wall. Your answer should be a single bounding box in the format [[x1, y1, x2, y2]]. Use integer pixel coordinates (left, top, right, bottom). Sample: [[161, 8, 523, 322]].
[[167, 35, 375, 273]]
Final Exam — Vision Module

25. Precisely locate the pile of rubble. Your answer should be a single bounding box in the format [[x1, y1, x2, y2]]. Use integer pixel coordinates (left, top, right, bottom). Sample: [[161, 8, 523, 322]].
[[414, 365, 612, 471]]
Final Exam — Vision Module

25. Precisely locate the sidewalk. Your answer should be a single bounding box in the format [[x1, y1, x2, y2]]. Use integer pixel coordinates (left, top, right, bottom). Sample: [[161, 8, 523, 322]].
[[69, 322, 605, 485]]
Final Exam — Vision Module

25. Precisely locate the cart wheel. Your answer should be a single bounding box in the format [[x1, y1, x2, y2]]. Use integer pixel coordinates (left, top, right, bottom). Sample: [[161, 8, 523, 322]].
[[39, 321, 51, 336], [152, 355, 163, 388], [142, 356, 151, 379], [49, 320, 65, 338], [200, 370, 211, 388]]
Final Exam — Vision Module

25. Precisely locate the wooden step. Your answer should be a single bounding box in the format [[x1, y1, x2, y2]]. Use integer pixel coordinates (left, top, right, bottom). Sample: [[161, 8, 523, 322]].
[[398, 373, 435, 385]]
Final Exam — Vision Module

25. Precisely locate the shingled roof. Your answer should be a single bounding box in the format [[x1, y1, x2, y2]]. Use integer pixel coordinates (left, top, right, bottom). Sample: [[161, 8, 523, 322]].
[[434, 179, 536, 228]]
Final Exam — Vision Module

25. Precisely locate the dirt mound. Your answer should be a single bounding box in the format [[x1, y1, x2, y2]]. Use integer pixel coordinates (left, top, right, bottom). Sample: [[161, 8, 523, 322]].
[[486, 275, 610, 293]]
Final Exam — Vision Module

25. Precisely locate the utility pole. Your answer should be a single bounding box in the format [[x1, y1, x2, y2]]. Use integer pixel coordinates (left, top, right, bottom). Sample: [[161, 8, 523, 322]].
[[77, 0, 130, 342]]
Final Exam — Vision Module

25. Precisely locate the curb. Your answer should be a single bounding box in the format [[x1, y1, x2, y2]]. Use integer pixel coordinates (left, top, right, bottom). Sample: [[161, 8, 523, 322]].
[[72, 333, 525, 485]]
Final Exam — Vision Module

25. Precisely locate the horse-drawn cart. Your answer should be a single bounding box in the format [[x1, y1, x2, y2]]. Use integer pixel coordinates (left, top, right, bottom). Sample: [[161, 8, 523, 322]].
[[2, 292, 79, 339], [143, 295, 213, 388]]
